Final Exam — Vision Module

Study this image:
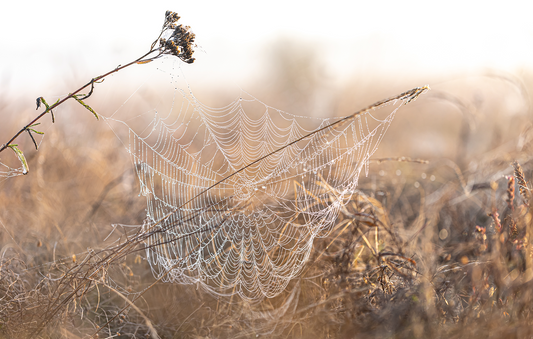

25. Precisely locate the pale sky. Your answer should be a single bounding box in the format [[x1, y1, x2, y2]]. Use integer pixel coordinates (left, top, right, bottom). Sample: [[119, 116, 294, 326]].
[[1, 0, 532, 96]]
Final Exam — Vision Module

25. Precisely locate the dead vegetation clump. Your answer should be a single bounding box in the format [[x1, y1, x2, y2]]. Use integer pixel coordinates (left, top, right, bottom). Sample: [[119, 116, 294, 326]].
[[278, 140, 533, 338]]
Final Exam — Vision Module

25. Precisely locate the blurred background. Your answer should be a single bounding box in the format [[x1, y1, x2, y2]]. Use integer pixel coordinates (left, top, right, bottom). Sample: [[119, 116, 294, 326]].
[[0, 0, 532, 265], [2, 1, 533, 337], [1, 0, 533, 266], [1, 0, 532, 157]]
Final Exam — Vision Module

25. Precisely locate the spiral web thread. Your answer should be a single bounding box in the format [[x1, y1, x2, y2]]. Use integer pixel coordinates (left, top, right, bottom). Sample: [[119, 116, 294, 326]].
[[128, 86, 428, 301]]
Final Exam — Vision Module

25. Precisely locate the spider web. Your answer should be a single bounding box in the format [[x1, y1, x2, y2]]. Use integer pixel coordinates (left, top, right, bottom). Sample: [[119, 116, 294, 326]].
[[113, 82, 427, 302]]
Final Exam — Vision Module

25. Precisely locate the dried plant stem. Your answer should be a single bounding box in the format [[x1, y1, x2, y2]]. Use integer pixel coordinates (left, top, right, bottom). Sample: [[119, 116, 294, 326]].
[[100, 283, 160, 339], [0, 50, 153, 154]]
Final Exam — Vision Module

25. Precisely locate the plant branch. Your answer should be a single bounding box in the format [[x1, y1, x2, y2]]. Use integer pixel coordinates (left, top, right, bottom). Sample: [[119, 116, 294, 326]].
[[0, 49, 155, 155]]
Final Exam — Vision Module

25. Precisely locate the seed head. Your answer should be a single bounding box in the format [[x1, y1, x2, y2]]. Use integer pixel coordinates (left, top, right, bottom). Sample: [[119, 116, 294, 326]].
[[159, 11, 196, 64], [513, 161, 529, 206], [507, 176, 515, 211]]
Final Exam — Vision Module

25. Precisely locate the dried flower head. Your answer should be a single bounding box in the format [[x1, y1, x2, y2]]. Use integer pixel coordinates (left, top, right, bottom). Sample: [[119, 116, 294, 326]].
[[158, 11, 196, 64]]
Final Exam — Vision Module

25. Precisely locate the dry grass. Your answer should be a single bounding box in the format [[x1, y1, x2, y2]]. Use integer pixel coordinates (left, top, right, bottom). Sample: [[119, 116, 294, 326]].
[[1, 70, 533, 339]]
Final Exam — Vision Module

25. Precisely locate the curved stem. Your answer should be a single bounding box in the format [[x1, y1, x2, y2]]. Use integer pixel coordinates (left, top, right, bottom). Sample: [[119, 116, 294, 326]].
[[0, 48, 161, 154]]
